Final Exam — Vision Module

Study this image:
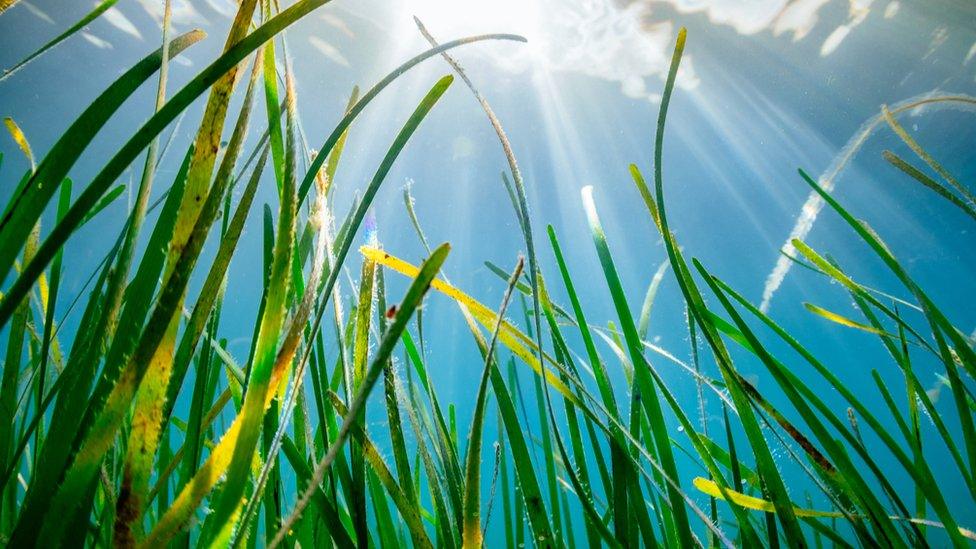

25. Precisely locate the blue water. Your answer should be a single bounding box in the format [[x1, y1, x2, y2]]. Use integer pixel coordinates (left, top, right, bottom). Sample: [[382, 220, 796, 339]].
[[1, 0, 975, 544]]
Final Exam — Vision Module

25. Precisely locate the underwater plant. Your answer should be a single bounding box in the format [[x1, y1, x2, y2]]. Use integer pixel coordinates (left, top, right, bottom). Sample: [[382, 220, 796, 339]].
[[1, 1, 975, 547]]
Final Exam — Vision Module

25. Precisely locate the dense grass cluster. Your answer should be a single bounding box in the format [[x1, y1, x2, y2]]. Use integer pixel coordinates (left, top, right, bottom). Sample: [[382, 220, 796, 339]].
[[1, 1, 974, 547]]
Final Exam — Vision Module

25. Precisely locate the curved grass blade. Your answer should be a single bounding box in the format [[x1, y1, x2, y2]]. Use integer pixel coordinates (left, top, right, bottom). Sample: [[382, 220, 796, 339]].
[[296, 33, 526, 204], [0, 0, 120, 83], [459, 306, 556, 547], [162, 144, 269, 429], [146, 74, 455, 547], [0, 0, 332, 329], [34, 7, 264, 525], [374, 269, 420, 517], [362, 246, 578, 403], [881, 104, 975, 208], [348, 250, 377, 546], [0, 216, 36, 529], [638, 259, 670, 340], [280, 435, 355, 547], [269, 243, 451, 549], [796, 169, 976, 480], [546, 225, 631, 541], [33, 139, 237, 548], [882, 150, 976, 222], [7, 145, 192, 546], [535, 280, 625, 548], [422, 17, 710, 547], [2, 116, 34, 170], [416, 20, 568, 546], [374, 242, 729, 545], [803, 302, 886, 335], [193, 42, 291, 549], [695, 477, 976, 541], [33, 178, 71, 462], [644, 27, 806, 546], [694, 260, 905, 543], [581, 185, 694, 547], [232, 182, 333, 546], [762, 93, 976, 312], [328, 392, 435, 548], [462, 256, 523, 548], [0, 29, 205, 293], [708, 271, 967, 546]]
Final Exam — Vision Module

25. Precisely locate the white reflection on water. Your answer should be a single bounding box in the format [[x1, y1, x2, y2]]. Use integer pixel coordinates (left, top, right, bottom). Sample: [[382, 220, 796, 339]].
[[102, 6, 143, 41], [400, 0, 894, 104]]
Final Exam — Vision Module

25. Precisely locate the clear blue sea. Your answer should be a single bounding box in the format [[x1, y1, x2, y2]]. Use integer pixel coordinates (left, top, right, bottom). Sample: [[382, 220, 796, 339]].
[[1, 0, 975, 545]]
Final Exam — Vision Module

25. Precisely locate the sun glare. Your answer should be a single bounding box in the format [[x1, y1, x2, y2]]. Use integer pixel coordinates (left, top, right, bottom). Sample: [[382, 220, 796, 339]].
[[405, 0, 543, 38], [401, 0, 546, 62]]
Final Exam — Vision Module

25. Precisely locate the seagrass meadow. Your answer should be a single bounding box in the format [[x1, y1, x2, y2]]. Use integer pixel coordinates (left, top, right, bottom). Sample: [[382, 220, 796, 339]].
[[0, 0, 975, 547]]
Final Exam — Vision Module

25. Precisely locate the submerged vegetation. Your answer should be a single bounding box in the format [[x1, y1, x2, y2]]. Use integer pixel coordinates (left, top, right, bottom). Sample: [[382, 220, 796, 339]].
[[1, 1, 975, 547]]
